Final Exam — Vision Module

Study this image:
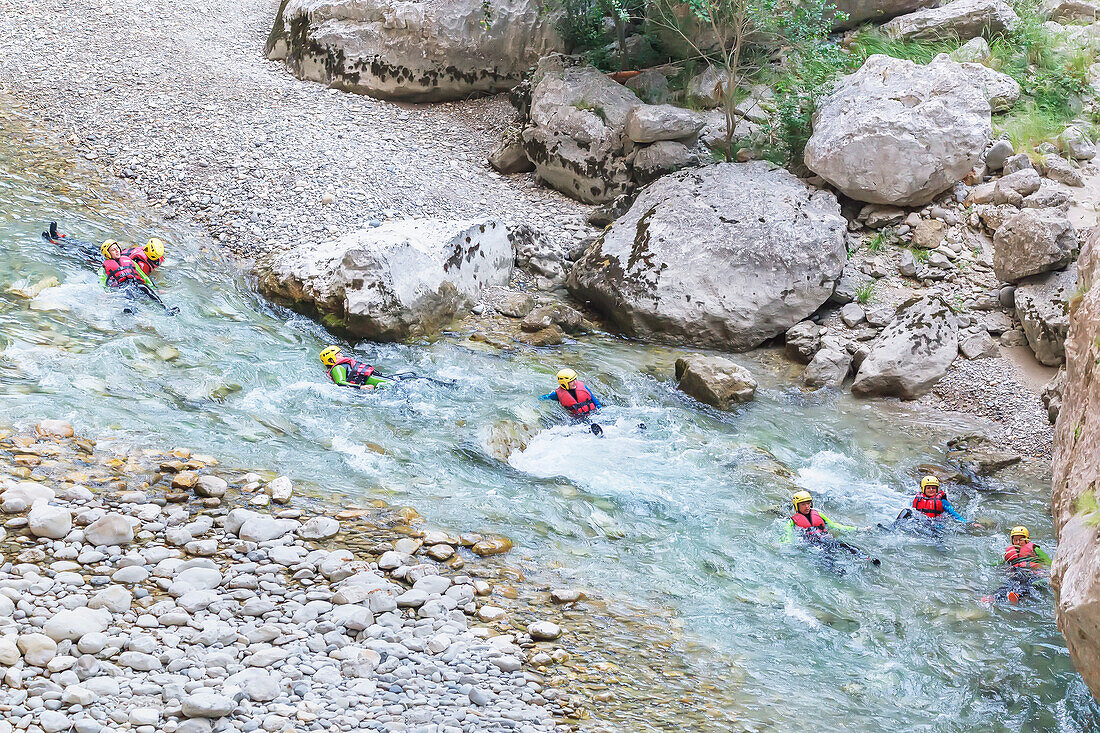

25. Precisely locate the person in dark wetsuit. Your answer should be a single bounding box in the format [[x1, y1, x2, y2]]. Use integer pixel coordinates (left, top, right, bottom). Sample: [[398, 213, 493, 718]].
[[539, 368, 604, 434], [985, 525, 1051, 604], [98, 239, 177, 314]]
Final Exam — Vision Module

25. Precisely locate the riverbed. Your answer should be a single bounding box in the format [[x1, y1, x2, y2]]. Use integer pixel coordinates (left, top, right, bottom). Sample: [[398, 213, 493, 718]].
[[1, 106, 1096, 731]]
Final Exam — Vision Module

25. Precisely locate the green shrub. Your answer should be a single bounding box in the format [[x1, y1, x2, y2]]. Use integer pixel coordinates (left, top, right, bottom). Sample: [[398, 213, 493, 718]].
[[844, 27, 959, 66], [855, 281, 876, 304]]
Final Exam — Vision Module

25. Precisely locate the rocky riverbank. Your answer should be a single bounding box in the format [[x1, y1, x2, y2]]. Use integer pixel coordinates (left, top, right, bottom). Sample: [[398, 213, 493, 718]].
[[0, 421, 587, 732]]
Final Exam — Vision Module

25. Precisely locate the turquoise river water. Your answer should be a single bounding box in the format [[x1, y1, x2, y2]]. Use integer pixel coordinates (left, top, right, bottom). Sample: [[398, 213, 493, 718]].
[[1, 109, 1097, 731]]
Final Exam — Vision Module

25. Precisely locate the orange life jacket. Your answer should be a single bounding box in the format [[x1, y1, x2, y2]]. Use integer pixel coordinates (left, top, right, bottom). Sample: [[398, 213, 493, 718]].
[[103, 255, 142, 287], [555, 382, 596, 417], [1004, 542, 1043, 570], [913, 490, 947, 518], [126, 246, 160, 276], [791, 509, 828, 537]]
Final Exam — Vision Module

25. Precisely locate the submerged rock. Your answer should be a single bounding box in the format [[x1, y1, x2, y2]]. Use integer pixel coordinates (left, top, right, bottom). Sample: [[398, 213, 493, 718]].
[[567, 162, 847, 350], [265, 0, 563, 101], [675, 355, 757, 408], [261, 219, 513, 341]]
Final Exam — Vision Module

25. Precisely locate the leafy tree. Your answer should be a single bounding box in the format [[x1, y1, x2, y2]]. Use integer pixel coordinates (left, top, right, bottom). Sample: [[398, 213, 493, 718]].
[[649, 0, 843, 161]]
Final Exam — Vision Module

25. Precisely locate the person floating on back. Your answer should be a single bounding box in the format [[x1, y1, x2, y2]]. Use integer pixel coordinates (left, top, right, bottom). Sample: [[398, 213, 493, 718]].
[[98, 239, 177, 314], [783, 491, 879, 565], [985, 525, 1051, 605], [319, 346, 391, 390], [898, 475, 981, 528], [540, 368, 604, 434]]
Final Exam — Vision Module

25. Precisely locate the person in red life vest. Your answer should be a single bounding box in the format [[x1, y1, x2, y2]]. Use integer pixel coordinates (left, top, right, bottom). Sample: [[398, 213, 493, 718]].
[[781, 490, 856, 543], [126, 238, 166, 277], [318, 346, 387, 390], [781, 491, 879, 565], [986, 525, 1051, 604], [899, 475, 981, 527], [539, 368, 603, 417], [98, 239, 178, 314]]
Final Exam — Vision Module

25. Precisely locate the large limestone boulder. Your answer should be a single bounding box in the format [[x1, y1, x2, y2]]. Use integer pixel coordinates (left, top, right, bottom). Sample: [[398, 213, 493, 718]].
[[521, 55, 641, 204], [954, 59, 1021, 112], [566, 162, 847, 350], [674, 355, 757, 408], [804, 55, 992, 206], [261, 219, 513, 341], [1014, 265, 1077, 366], [265, 0, 563, 101], [1052, 228, 1100, 700], [832, 0, 939, 27], [851, 296, 959, 398], [993, 208, 1078, 282], [883, 0, 1018, 41]]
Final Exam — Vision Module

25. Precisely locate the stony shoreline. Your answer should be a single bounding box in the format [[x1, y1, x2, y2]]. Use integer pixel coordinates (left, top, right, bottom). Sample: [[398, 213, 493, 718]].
[[0, 421, 589, 733]]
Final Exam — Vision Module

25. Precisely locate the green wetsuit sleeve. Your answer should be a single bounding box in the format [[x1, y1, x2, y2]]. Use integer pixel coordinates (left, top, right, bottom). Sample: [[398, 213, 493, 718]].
[[780, 519, 795, 544], [98, 268, 107, 287], [329, 365, 351, 387], [136, 267, 155, 289], [820, 514, 855, 533], [1036, 546, 1052, 565]]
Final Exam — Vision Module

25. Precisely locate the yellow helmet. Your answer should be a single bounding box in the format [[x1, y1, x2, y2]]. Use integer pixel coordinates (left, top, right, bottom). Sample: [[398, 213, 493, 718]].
[[792, 490, 813, 508], [319, 346, 343, 367], [1011, 526, 1030, 540], [556, 368, 578, 389], [920, 475, 941, 491], [100, 239, 120, 258], [144, 238, 165, 262]]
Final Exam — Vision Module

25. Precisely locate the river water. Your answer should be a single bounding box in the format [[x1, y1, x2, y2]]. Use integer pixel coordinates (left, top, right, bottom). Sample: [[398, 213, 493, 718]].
[[1, 106, 1097, 731]]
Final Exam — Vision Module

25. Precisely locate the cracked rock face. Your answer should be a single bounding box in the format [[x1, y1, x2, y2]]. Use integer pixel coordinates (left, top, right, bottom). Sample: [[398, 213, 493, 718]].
[[260, 219, 513, 341], [1014, 265, 1077, 366], [851, 295, 959, 399], [1052, 227, 1100, 701], [266, 0, 564, 101], [521, 55, 642, 204], [566, 161, 847, 350], [805, 54, 992, 206]]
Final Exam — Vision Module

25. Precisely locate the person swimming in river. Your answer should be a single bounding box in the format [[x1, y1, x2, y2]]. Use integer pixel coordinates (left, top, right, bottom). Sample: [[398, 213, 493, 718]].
[[894, 475, 983, 529], [539, 368, 604, 435], [984, 525, 1051, 605], [782, 491, 879, 566], [44, 222, 167, 277], [319, 346, 391, 390], [98, 239, 178, 314]]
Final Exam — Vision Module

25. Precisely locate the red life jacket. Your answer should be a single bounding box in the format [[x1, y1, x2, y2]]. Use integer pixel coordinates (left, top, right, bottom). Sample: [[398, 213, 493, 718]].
[[126, 247, 160, 276], [913, 490, 947, 518], [103, 255, 142, 287], [791, 509, 828, 537], [555, 382, 597, 417], [329, 356, 374, 386], [1004, 542, 1043, 570]]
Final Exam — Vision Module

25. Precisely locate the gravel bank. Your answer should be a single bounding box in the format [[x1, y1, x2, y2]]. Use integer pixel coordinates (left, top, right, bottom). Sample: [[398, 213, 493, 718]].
[[0, 422, 581, 733], [0, 0, 591, 265]]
